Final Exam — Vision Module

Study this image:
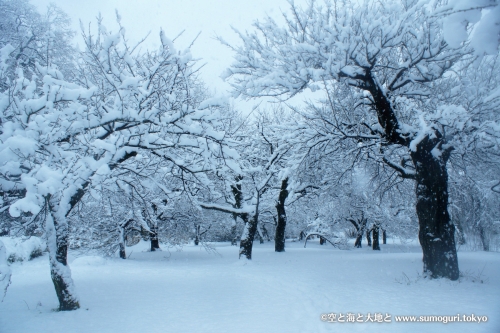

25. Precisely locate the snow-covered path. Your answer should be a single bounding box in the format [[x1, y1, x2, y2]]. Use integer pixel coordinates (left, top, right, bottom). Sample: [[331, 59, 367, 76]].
[[1, 240, 499, 333]]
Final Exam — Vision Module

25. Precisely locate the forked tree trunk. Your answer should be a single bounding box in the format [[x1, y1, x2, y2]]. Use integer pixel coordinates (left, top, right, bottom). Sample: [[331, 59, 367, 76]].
[[46, 205, 80, 311], [350, 217, 366, 248], [411, 138, 459, 280], [354, 234, 363, 248], [372, 225, 380, 251], [275, 178, 289, 252]]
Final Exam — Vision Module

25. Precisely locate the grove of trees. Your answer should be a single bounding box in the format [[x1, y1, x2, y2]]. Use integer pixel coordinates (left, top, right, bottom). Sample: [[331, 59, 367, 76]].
[[1, 0, 499, 310]]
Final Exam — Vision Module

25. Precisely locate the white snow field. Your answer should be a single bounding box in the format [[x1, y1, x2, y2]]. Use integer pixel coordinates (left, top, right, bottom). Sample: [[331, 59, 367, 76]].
[[0, 240, 499, 333]]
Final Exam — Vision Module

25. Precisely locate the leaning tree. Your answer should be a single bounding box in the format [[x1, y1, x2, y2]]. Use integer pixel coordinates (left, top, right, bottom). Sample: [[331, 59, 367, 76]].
[[221, 0, 499, 280]]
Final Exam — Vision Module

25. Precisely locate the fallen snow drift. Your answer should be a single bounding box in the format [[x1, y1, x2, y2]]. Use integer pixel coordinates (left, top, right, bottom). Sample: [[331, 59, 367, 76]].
[[0, 240, 498, 333]]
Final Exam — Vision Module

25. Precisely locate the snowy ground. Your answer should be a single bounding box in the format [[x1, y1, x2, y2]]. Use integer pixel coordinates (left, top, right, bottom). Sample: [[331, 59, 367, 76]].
[[1, 239, 499, 333]]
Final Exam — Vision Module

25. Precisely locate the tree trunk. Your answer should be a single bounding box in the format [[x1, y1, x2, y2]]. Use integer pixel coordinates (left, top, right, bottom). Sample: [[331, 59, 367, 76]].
[[478, 225, 489, 252], [230, 223, 238, 246], [119, 227, 126, 259], [372, 225, 380, 251], [239, 215, 258, 259], [319, 236, 326, 245], [194, 225, 200, 246], [350, 217, 366, 248], [367, 71, 459, 280], [257, 223, 264, 244], [150, 224, 160, 251], [46, 208, 80, 311], [454, 219, 466, 245], [366, 229, 372, 247], [262, 224, 270, 241], [231, 176, 244, 246], [411, 138, 459, 280], [354, 234, 363, 248], [275, 178, 289, 252], [382, 229, 387, 245]]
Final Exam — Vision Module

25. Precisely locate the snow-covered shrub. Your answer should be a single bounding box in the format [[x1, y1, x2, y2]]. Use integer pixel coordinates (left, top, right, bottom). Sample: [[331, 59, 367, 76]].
[[0, 237, 45, 263]]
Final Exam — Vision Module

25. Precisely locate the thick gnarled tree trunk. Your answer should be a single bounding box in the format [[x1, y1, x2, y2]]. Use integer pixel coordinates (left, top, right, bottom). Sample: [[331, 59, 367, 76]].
[[366, 72, 459, 280], [275, 178, 289, 252], [411, 137, 459, 280]]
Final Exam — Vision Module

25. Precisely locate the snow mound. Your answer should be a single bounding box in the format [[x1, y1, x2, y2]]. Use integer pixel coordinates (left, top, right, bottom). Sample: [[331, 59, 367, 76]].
[[71, 256, 107, 267]]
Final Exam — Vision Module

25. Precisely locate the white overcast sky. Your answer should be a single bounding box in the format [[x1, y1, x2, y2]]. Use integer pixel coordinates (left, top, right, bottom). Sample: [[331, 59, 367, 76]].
[[31, 0, 311, 112]]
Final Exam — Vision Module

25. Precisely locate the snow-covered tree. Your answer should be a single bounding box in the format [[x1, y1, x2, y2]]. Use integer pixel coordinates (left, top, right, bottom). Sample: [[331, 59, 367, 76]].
[[200, 123, 281, 259], [0, 0, 76, 82], [222, 0, 500, 280], [0, 12, 236, 310]]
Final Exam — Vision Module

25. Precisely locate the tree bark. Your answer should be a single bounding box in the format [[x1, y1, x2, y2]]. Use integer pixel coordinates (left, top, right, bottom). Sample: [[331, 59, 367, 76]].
[[239, 214, 258, 259], [372, 225, 380, 251], [366, 72, 459, 280], [411, 137, 459, 280], [119, 228, 126, 259], [349, 217, 366, 248], [478, 225, 489, 252], [194, 224, 200, 246], [275, 178, 289, 252], [149, 204, 161, 252], [382, 229, 387, 245], [46, 202, 80, 311], [354, 234, 363, 248], [454, 219, 466, 245], [366, 229, 372, 247], [150, 224, 160, 251], [231, 176, 243, 246], [230, 223, 238, 246], [262, 224, 270, 241]]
